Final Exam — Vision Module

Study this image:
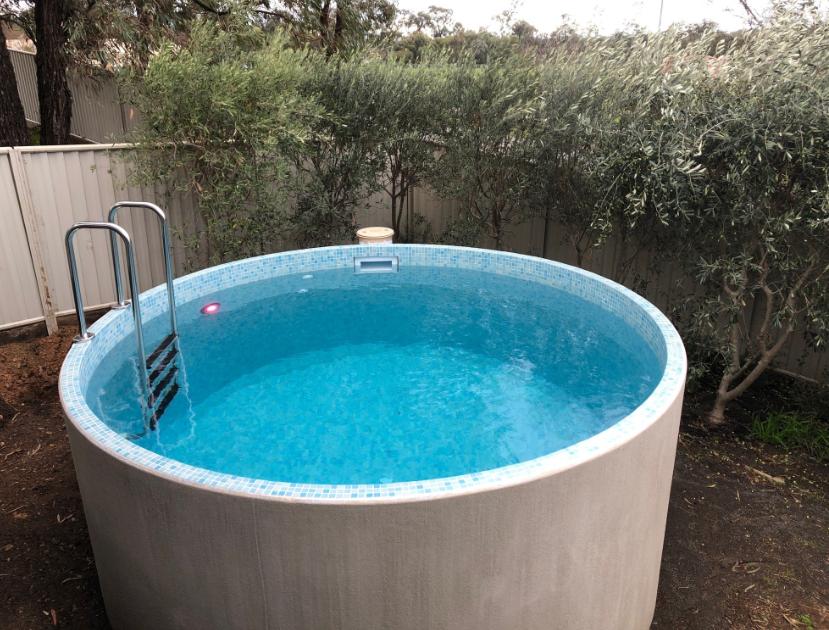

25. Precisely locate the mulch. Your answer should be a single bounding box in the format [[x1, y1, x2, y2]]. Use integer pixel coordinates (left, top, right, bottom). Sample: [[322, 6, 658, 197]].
[[0, 327, 827, 629]]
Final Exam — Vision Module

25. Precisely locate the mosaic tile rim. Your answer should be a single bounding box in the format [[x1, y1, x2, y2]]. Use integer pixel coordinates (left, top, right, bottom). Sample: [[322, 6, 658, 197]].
[[59, 244, 687, 503]]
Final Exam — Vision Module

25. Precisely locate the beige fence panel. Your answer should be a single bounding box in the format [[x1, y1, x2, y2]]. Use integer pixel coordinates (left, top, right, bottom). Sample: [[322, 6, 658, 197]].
[[12, 145, 203, 320], [9, 50, 132, 143], [0, 150, 43, 329], [66, 75, 128, 143], [8, 50, 38, 126], [0, 142, 824, 382]]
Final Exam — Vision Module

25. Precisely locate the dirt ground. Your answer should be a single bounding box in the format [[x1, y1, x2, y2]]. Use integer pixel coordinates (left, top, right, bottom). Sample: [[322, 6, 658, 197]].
[[0, 327, 827, 629]]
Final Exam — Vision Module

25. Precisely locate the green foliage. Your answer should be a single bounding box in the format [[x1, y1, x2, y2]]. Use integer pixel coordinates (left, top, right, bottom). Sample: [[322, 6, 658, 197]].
[[663, 13, 829, 423], [291, 53, 450, 246], [398, 5, 458, 38], [269, 0, 398, 55], [531, 31, 707, 275], [128, 20, 319, 262], [436, 214, 482, 247], [525, 12, 829, 423], [127, 2, 829, 425], [750, 412, 829, 461], [290, 54, 390, 247], [430, 54, 545, 249], [372, 58, 448, 239]]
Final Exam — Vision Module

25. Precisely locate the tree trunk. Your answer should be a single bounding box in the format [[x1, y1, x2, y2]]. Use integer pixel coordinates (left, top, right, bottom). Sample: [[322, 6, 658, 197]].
[[492, 208, 503, 250], [707, 385, 729, 426], [575, 243, 585, 268], [390, 177, 398, 238], [393, 185, 406, 240], [707, 325, 795, 427], [35, 0, 73, 144], [541, 207, 551, 258], [0, 37, 29, 146]]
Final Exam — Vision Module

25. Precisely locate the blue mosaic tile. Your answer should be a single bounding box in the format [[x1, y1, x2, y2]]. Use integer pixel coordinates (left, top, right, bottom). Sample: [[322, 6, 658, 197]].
[[59, 245, 687, 503]]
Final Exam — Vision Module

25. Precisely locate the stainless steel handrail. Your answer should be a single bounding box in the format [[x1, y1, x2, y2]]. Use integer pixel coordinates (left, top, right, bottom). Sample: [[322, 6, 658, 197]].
[[65, 222, 152, 426], [108, 201, 178, 336]]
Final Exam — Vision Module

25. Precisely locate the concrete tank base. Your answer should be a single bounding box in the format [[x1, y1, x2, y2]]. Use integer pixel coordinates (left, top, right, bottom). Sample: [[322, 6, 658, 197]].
[[59, 246, 687, 630], [66, 392, 681, 630]]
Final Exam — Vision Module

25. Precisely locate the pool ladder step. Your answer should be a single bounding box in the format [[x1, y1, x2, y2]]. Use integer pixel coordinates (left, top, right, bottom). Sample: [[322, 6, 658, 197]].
[[65, 202, 181, 436], [146, 332, 180, 429]]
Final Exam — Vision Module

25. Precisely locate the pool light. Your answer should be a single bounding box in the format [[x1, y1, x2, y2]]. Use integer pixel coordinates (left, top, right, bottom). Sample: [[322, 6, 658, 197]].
[[200, 302, 221, 315]]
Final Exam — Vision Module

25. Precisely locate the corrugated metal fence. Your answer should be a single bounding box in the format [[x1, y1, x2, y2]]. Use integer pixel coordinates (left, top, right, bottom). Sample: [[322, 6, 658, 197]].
[[9, 50, 139, 143], [0, 143, 825, 382], [0, 145, 202, 332]]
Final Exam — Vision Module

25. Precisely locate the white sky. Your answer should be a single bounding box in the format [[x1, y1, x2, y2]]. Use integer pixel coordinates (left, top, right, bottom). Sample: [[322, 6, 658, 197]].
[[396, 0, 775, 34]]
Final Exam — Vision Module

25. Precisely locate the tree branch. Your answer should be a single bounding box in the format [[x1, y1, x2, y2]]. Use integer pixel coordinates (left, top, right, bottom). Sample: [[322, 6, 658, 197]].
[[737, 0, 760, 25], [189, 0, 230, 16]]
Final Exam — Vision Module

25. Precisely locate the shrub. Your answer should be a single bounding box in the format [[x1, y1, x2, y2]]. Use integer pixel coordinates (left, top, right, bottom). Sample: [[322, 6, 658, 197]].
[[291, 54, 389, 247], [128, 21, 319, 263], [127, 6, 829, 424], [531, 15, 829, 424], [292, 54, 449, 245], [430, 54, 546, 249], [663, 13, 829, 424]]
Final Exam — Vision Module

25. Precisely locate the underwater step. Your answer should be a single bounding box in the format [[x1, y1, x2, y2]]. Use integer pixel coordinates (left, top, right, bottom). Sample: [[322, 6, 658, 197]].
[[146, 332, 177, 368], [148, 345, 178, 384], [149, 381, 180, 430]]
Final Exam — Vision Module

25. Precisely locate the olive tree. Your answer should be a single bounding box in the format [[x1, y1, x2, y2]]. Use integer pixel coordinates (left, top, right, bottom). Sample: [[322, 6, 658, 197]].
[[530, 15, 828, 424], [532, 32, 706, 281], [373, 59, 448, 240], [430, 55, 545, 250], [530, 44, 608, 264], [671, 14, 829, 425], [290, 54, 389, 247], [129, 21, 319, 263]]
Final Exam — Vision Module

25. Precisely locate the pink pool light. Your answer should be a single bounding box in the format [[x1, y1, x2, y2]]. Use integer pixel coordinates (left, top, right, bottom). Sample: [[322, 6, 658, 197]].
[[200, 302, 221, 315]]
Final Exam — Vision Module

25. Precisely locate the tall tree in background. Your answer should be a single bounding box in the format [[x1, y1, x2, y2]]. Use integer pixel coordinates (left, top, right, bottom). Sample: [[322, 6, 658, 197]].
[[0, 35, 28, 145], [34, 0, 72, 143], [399, 5, 456, 38], [0, 0, 398, 146], [0, 0, 239, 146], [267, 0, 397, 55]]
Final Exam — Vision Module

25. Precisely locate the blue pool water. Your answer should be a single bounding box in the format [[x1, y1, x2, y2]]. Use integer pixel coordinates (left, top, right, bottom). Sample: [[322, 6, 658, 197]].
[[87, 266, 662, 484]]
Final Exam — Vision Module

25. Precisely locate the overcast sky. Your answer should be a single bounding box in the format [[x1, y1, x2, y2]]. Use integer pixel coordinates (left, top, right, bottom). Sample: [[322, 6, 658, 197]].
[[396, 0, 776, 34]]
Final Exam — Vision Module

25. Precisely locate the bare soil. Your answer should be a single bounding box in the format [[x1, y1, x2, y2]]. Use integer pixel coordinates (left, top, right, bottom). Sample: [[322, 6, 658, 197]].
[[0, 328, 827, 629]]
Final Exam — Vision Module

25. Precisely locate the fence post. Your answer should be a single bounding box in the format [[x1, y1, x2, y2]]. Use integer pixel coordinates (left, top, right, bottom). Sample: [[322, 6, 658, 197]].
[[8, 148, 59, 334]]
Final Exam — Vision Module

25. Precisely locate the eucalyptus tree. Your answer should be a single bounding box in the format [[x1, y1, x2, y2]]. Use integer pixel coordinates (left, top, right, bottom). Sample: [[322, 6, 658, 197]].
[[0, 0, 256, 145], [430, 55, 546, 250], [265, 0, 398, 55], [398, 5, 456, 38]]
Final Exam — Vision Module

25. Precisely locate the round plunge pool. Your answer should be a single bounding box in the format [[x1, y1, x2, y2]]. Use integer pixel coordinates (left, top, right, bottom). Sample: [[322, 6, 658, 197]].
[[60, 245, 686, 630]]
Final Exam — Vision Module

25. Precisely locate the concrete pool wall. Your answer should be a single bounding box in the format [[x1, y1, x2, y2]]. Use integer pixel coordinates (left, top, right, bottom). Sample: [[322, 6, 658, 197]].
[[60, 245, 687, 630]]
